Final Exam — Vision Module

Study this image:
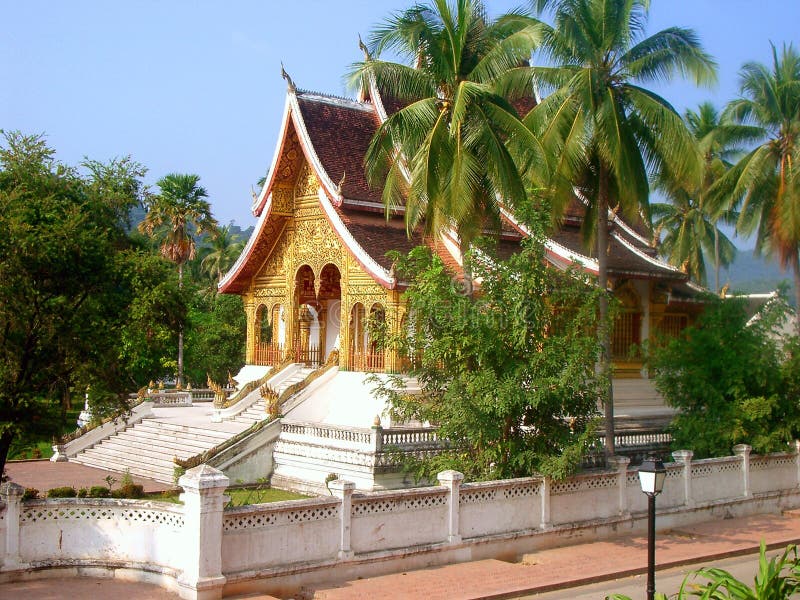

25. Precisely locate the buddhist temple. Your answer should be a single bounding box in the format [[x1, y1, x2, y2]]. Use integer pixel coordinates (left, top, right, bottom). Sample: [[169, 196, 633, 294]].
[[218, 76, 705, 381]]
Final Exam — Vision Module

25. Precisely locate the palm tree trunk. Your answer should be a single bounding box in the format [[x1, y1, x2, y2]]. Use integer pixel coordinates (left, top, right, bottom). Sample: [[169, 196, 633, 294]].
[[597, 168, 615, 460], [714, 225, 720, 294], [178, 263, 184, 388]]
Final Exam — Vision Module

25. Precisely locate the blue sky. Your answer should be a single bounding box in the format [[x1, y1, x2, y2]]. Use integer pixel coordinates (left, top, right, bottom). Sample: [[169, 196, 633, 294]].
[[2, 1, 799, 233]]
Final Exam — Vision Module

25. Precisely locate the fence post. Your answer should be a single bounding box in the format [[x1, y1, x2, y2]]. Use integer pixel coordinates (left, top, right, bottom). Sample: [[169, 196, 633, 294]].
[[795, 440, 800, 488], [540, 476, 552, 529], [610, 456, 631, 517], [328, 479, 355, 559], [672, 450, 694, 508], [178, 465, 229, 600], [734, 444, 752, 498], [1, 482, 24, 569], [371, 417, 383, 454], [437, 470, 463, 544]]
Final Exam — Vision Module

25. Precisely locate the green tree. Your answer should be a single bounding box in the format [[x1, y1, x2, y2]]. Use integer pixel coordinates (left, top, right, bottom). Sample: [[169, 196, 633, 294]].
[[0, 132, 170, 475], [115, 249, 186, 387], [649, 294, 800, 459], [522, 0, 716, 457], [355, 0, 544, 293], [652, 102, 760, 289], [139, 173, 217, 386], [199, 224, 245, 286], [184, 293, 246, 386], [375, 229, 604, 481], [714, 44, 800, 330]]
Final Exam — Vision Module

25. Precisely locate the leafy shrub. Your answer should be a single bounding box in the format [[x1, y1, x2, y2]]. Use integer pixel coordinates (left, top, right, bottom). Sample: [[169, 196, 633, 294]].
[[649, 295, 800, 458], [76, 488, 88, 498], [22, 487, 39, 500], [87, 486, 111, 498], [46, 486, 77, 498], [112, 483, 145, 499], [120, 468, 134, 487]]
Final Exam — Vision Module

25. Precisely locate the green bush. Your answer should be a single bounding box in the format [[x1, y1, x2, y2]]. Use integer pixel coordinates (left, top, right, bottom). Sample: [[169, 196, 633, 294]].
[[649, 295, 800, 458], [112, 483, 145, 499], [22, 487, 39, 500], [87, 486, 111, 498], [46, 486, 77, 498], [76, 488, 88, 498]]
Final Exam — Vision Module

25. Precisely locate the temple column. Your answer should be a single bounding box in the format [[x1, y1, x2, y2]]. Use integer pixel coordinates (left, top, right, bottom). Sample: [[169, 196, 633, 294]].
[[298, 305, 312, 365], [385, 291, 403, 373], [243, 293, 256, 364], [318, 303, 328, 362]]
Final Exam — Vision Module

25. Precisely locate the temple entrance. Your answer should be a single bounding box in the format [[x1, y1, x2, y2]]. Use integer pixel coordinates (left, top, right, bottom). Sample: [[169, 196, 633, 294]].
[[292, 263, 342, 367]]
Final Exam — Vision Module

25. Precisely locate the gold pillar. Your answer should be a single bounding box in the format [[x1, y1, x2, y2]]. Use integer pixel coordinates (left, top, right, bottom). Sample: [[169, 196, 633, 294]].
[[243, 293, 256, 364], [298, 305, 312, 364]]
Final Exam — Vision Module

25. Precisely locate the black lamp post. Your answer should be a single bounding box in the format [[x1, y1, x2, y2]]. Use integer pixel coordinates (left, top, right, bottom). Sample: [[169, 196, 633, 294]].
[[638, 456, 666, 600]]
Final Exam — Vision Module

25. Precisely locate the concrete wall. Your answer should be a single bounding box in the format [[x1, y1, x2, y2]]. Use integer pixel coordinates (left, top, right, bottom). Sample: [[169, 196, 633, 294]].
[[2, 445, 799, 600]]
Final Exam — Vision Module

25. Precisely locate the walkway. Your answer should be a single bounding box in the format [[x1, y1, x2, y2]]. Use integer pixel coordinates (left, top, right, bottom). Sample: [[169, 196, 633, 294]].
[[3, 460, 172, 494], [309, 511, 800, 599]]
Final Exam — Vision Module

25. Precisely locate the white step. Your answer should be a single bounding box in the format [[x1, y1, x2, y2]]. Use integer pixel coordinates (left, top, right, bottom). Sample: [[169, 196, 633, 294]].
[[72, 418, 242, 484]]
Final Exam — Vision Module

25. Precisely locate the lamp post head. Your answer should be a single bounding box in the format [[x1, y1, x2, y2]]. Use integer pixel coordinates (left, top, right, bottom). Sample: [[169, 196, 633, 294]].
[[638, 456, 666, 496]]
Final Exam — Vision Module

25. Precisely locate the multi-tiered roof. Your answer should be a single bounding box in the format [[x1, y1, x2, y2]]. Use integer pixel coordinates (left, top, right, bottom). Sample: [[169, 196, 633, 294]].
[[219, 78, 693, 296]]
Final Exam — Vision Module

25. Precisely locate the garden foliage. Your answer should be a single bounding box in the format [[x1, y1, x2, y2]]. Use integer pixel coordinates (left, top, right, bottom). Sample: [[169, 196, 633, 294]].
[[649, 293, 800, 458], [374, 228, 605, 481]]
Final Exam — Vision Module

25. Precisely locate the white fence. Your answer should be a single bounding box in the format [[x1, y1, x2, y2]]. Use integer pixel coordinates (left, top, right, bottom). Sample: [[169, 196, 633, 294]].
[[2, 444, 800, 600]]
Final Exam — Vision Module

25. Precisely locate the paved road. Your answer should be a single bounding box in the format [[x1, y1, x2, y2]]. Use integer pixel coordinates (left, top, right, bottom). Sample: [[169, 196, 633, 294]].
[[516, 549, 780, 599]]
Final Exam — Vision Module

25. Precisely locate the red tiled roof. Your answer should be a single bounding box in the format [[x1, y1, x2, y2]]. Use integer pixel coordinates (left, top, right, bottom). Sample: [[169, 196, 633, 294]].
[[550, 226, 683, 279], [334, 207, 423, 271], [295, 93, 382, 204]]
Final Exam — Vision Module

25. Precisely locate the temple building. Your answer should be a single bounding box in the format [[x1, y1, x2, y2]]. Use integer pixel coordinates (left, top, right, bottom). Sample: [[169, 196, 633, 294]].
[[219, 77, 704, 382], [63, 77, 708, 493]]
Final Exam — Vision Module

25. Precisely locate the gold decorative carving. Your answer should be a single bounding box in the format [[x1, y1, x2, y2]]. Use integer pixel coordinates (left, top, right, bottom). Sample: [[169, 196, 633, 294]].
[[296, 162, 319, 197], [272, 187, 293, 216]]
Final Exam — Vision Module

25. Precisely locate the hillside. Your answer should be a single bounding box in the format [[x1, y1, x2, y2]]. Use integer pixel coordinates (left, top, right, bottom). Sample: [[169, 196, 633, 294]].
[[720, 249, 793, 295]]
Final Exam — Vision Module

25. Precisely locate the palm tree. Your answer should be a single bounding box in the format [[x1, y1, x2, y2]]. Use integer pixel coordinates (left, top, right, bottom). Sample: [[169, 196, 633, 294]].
[[200, 225, 245, 285], [139, 173, 217, 386], [522, 0, 717, 457], [653, 102, 759, 289], [651, 192, 736, 287], [355, 0, 546, 293], [714, 44, 800, 331]]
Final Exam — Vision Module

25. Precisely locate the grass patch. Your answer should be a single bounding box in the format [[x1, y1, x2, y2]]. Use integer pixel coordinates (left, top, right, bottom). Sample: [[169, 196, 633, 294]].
[[147, 486, 309, 506]]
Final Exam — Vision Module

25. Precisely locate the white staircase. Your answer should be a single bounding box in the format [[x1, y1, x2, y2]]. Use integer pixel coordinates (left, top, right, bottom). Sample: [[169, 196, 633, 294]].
[[69, 366, 317, 484], [71, 419, 235, 483], [232, 367, 314, 425]]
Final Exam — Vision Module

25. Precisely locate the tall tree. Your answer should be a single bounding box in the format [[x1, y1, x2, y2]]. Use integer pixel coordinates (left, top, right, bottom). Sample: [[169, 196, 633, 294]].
[[652, 102, 758, 289], [0, 132, 178, 476], [139, 173, 217, 386], [522, 0, 716, 457], [199, 225, 245, 286], [355, 0, 545, 292], [714, 44, 800, 330]]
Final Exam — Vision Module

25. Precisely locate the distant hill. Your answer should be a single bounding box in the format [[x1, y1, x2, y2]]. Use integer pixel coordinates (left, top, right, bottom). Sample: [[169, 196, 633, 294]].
[[721, 249, 792, 295]]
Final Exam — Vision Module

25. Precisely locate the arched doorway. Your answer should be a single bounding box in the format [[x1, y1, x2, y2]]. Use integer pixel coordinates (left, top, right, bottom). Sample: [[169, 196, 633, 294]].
[[318, 264, 342, 363]]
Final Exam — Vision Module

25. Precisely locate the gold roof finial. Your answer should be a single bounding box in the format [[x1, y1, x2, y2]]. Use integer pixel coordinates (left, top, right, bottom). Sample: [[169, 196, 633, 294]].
[[336, 171, 346, 196], [280, 62, 296, 92], [358, 34, 371, 61]]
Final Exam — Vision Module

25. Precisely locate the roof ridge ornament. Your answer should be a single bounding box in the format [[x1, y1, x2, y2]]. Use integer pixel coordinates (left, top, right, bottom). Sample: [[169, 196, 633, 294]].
[[280, 62, 296, 92], [358, 34, 371, 61], [336, 171, 346, 197]]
